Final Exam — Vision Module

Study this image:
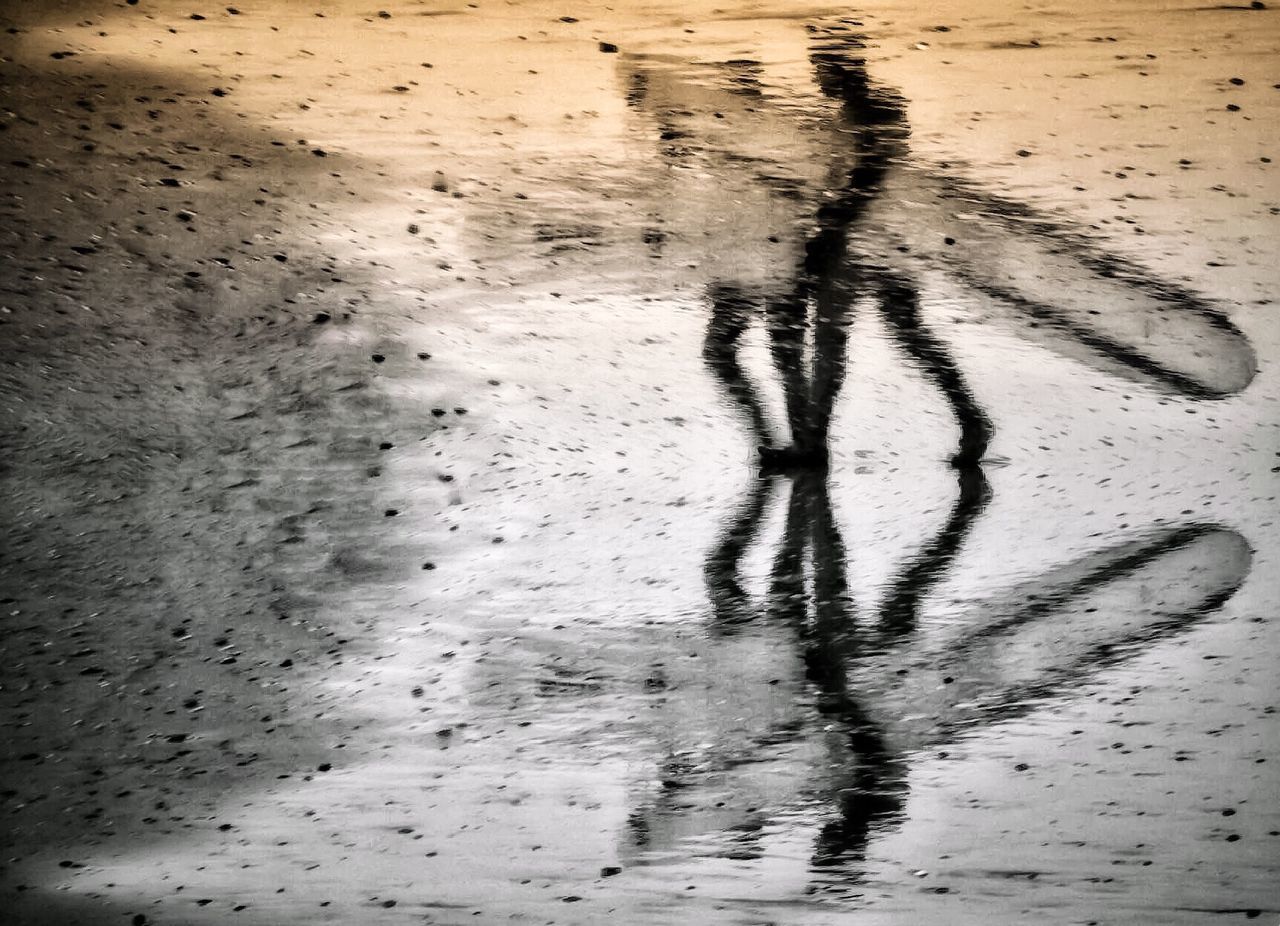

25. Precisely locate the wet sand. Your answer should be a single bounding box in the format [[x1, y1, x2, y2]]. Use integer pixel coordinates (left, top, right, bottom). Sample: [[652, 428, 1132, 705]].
[[1, 1, 1278, 924]]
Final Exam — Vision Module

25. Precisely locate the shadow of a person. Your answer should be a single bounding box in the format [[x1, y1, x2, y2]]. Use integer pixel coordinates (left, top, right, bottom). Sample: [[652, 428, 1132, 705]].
[[640, 20, 1254, 469], [620, 13, 1256, 885], [694, 453, 1249, 877], [699, 24, 994, 471], [702, 458, 989, 871]]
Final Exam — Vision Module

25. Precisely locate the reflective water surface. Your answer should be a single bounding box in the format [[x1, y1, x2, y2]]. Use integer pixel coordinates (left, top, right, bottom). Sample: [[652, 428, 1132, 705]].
[[1, 2, 1277, 924]]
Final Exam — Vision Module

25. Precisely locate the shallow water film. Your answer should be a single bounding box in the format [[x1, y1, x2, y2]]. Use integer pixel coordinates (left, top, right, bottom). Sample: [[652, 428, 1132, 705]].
[[1, 1, 1278, 924]]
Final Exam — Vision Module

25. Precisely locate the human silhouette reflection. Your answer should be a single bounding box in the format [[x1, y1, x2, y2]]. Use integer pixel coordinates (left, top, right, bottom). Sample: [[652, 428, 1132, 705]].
[[702, 25, 997, 469], [631, 21, 1255, 467], [619, 15, 1257, 885], [659, 462, 1251, 877], [760, 467, 908, 866]]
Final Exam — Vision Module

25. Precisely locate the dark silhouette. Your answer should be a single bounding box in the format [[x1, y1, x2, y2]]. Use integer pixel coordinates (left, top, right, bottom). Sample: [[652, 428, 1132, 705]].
[[701, 24, 995, 470], [625, 20, 1255, 471], [673, 462, 1250, 875], [620, 18, 1256, 880]]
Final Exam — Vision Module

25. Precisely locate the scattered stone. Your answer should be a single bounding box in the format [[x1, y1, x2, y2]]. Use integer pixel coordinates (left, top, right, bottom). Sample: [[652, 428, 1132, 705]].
[[599, 42, 618, 53]]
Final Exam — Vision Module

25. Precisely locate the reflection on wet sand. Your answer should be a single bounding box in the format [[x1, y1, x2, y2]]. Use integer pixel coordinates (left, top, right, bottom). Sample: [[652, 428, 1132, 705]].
[[624, 472, 1252, 877], [626, 20, 1256, 469], [0, 3, 1271, 921], [622, 19, 1256, 881]]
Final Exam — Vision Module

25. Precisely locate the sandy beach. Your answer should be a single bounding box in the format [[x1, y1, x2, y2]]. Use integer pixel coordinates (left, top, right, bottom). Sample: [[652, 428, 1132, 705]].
[[1, 1, 1277, 923]]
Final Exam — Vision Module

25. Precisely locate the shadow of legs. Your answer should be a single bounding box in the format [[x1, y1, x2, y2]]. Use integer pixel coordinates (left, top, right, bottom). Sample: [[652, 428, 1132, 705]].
[[703, 281, 773, 448], [875, 273, 993, 467]]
